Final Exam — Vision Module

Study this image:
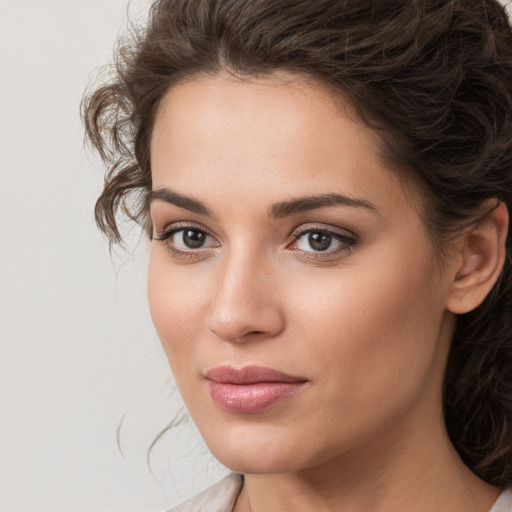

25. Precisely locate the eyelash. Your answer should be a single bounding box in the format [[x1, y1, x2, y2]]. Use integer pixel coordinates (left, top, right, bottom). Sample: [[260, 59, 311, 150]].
[[153, 223, 358, 260], [153, 223, 217, 259], [288, 225, 357, 260]]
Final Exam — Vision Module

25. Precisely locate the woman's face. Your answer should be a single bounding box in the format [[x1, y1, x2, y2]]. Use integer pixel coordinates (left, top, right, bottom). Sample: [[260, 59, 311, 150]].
[[148, 74, 457, 474]]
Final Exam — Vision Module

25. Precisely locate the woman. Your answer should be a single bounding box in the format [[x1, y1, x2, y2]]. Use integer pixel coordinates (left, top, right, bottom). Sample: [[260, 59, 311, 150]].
[[83, 0, 512, 510]]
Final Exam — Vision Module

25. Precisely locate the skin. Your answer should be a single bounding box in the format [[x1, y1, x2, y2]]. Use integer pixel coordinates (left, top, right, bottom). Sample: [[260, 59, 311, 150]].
[[147, 73, 504, 511]]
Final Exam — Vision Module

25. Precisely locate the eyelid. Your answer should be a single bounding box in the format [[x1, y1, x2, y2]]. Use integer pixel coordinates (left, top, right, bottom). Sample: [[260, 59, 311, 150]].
[[289, 223, 358, 242], [286, 223, 358, 258], [153, 221, 216, 242]]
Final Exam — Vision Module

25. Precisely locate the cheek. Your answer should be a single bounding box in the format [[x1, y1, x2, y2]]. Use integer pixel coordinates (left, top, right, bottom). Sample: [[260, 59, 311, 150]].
[[275, 258, 448, 449], [287, 246, 446, 388], [147, 250, 208, 357]]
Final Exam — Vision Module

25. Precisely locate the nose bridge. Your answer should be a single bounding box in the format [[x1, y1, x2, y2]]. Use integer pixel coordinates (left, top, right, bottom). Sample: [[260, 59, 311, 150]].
[[207, 243, 283, 342]]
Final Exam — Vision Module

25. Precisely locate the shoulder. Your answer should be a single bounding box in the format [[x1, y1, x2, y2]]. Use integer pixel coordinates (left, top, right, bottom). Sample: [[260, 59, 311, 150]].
[[167, 473, 243, 512], [490, 488, 512, 512]]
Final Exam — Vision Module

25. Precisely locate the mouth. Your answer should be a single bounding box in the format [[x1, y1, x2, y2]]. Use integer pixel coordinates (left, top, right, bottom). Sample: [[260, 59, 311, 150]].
[[205, 365, 308, 414]]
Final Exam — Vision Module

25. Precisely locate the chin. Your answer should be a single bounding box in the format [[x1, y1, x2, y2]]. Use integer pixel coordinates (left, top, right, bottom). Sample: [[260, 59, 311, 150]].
[[201, 425, 319, 475], [214, 449, 301, 475]]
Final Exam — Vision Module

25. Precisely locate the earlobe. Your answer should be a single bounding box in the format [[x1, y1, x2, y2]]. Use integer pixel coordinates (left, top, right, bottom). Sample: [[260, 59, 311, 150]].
[[446, 201, 509, 315]]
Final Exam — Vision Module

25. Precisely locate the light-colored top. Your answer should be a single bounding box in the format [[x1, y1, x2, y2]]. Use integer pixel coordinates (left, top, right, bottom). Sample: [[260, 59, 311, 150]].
[[168, 474, 242, 512], [167, 474, 512, 512], [494, 489, 512, 512]]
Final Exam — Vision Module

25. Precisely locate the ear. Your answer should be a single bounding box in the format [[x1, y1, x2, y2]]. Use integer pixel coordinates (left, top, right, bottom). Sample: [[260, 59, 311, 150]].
[[446, 201, 509, 315]]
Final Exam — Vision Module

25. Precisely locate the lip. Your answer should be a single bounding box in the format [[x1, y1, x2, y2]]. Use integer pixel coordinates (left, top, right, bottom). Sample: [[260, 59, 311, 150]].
[[205, 365, 308, 413]]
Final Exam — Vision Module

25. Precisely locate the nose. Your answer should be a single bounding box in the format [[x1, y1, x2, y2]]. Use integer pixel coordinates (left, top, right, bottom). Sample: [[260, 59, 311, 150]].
[[206, 251, 285, 343]]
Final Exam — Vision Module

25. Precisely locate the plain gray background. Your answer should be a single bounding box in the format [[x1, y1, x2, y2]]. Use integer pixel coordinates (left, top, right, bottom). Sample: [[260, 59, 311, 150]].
[[1, 0, 511, 511], [0, 1, 226, 511]]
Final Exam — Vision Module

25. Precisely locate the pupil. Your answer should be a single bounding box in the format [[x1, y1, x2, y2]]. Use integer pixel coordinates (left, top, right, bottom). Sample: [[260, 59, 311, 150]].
[[183, 230, 205, 248], [309, 232, 331, 251]]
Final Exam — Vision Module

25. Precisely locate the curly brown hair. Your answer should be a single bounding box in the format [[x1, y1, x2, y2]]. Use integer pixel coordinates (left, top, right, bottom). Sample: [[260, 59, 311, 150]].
[[82, 0, 512, 486]]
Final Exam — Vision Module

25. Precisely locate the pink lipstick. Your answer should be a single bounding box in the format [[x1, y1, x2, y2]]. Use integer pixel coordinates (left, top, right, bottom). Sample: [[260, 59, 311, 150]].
[[205, 365, 307, 413]]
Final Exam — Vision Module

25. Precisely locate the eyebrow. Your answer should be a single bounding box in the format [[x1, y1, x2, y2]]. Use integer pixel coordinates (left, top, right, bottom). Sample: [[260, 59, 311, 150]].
[[268, 193, 378, 218], [149, 188, 377, 217], [149, 188, 211, 216]]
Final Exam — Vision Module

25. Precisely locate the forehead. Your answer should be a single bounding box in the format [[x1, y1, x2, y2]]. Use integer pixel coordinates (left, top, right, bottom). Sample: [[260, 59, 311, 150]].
[[150, 72, 417, 219]]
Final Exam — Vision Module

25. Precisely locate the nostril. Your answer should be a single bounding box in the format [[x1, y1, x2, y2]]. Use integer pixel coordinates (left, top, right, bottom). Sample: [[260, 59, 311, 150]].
[[211, 329, 264, 342], [210, 323, 283, 343]]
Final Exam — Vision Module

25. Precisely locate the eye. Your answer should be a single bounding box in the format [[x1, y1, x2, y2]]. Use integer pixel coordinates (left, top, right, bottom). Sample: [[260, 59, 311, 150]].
[[172, 228, 211, 249], [288, 225, 357, 257], [153, 224, 218, 256], [296, 231, 338, 252]]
